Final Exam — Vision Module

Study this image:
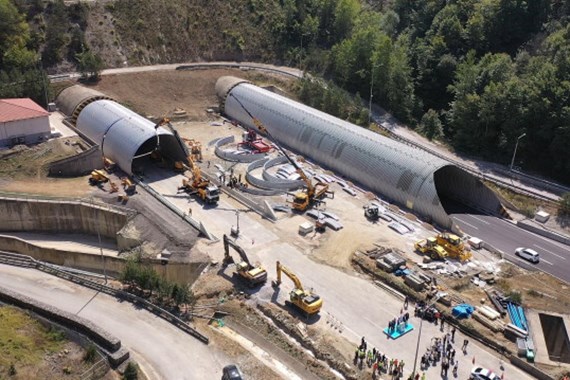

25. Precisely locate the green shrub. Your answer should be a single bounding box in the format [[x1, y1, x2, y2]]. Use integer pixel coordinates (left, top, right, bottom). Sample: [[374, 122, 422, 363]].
[[123, 361, 139, 380], [83, 344, 97, 362]]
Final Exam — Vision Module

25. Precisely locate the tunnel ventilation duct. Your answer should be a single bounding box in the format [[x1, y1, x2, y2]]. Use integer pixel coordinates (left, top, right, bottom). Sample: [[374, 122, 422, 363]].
[[216, 76, 504, 228], [76, 99, 186, 175]]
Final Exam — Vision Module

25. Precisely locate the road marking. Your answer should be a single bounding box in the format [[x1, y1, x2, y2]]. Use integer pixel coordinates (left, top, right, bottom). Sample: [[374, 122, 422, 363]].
[[534, 244, 566, 260], [468, 214, 490, 225], [540, 258, 553, 265], [453, 218, 478, 230]]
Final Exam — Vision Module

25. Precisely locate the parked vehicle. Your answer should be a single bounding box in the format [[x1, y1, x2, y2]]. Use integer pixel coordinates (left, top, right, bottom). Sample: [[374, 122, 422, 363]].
[[515, 247, 540, 263], [222, 364, 244, 380], [470, 366, 500, 380]]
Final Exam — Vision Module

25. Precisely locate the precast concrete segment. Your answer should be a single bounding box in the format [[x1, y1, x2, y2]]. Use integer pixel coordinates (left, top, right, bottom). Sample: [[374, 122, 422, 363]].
[[217, 77, 503, 228], [76, 99, 186, 175]]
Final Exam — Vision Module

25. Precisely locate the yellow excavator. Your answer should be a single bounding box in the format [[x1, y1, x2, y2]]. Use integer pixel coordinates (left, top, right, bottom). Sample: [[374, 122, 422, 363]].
[[222, 234, 267, 287], [272, 261, 322, 317], [228, 93, 333, 211], [89, 169, 119, 193]]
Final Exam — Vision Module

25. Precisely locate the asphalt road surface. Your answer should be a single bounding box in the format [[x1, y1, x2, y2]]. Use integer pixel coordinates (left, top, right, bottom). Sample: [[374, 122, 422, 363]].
[[452, 213, 570, 282], [0, 264, 231, 380]]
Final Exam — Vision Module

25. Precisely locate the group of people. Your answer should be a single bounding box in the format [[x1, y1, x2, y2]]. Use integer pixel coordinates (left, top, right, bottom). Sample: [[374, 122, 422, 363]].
[[387, 312, 411, 335], [419, 330, 462, 378], [354, 337, 426, 379]]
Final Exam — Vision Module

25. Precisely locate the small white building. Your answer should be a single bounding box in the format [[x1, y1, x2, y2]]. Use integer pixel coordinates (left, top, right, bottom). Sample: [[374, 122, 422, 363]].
[[0, 98, 50, 147]]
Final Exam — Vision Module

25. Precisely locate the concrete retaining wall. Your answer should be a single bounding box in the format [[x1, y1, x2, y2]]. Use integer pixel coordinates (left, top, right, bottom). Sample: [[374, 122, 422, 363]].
[[0, 235, 206, 285], [0, 197, 128, 239], [0, 285, 122, 352], [517, 220, 570, 246], [510, 355, 555, 380], [48, 145, 104, 177]]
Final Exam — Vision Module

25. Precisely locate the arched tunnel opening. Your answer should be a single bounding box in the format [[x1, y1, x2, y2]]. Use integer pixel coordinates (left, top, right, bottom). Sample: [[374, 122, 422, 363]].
[[131, 134, 187, 175], [434, 165, 504, 217]]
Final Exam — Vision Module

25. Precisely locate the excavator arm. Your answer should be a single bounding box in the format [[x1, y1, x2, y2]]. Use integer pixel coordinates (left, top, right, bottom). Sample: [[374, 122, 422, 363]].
[[275, 261, 304, 291], [223, 234, 252, 268]]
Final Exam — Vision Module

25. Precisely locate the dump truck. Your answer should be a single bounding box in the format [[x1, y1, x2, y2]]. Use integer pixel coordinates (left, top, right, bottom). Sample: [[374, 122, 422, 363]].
[[272, 261, 322, 317], [228, 93, 334, 211], [436, 233, 472, 262], [222, 234, 267, 287], [414, 237, 448, 260]]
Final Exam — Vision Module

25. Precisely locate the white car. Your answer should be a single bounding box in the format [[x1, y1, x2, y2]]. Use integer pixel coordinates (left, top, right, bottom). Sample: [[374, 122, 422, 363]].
[[515, 247, 540, 263], [470, 366, 501, 380]]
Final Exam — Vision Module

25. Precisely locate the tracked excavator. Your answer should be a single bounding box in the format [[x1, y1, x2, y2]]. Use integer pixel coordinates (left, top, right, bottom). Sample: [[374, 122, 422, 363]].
[[222, 234, 267, 287], [228, 93, 333, 211], [153, 117, 218, 204], [272, 261, 322, 317]]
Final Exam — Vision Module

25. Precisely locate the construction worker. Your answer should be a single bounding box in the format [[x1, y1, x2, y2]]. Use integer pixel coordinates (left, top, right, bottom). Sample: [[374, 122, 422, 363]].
[[354, 346, 359, 364], [421, 372, 426, 380]]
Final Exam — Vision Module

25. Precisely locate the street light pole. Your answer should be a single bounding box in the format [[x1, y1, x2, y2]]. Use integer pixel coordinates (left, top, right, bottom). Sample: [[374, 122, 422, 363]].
[[509, 133, 527, 171]]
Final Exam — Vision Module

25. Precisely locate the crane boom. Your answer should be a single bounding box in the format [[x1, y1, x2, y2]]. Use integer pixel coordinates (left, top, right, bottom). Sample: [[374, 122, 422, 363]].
[[228, 93, 315, 195]]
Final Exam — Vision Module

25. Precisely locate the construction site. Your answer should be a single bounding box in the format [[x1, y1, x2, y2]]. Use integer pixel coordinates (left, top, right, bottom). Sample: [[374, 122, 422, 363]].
[[1, 66, 570, 380]]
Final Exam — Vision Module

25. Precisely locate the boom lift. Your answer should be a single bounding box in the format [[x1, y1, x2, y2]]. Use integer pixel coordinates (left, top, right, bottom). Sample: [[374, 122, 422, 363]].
[[228, 93, 334, 211], [222, 234, 267, 287], [272, 261, 322, 316]]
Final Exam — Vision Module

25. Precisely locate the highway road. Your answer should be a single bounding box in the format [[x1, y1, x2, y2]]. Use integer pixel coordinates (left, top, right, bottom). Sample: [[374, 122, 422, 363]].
[[0, 264, 231, 380], [452, 213, 570, 282]]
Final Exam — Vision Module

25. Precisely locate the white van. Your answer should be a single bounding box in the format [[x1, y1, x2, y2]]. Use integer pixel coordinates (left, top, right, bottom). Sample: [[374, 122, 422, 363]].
[[515, 247, 540, 263]]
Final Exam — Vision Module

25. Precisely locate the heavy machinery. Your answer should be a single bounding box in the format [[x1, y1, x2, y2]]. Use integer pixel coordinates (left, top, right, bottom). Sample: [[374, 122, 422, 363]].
[[89, 170, 119, 192], [238, 129, 273, 153], [436, 233, 472, 262], [222, 234, 267, 287], [364, 204, 380, 220], [121, 177, 136, 195], [103, 158, 117, 173], [228, 93, 334, 211], [182, 138, 203, 161], [414, 237, 448, 260], [156, 117, 218, 204], [272, 261, 322, 317]]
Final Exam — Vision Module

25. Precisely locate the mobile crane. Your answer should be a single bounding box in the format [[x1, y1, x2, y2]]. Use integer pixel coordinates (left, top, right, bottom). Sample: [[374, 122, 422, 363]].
[[222, 234, 267, 287], [272, 261, 322, 317], [228, 93, 333, 211], [153, 117, 219, 204]]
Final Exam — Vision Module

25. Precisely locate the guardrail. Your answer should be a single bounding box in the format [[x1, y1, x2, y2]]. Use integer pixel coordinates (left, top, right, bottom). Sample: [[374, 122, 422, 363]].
[[0, 251, 210, 344]]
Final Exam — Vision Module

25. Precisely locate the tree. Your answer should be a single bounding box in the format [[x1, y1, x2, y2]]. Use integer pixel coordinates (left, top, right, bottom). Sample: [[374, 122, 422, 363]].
[[559, 193, 570, 216], [419, 109, 443, 140], [76, 50, 104, 81], [333, 0, 360, 41], [123, 362, 138, 380]]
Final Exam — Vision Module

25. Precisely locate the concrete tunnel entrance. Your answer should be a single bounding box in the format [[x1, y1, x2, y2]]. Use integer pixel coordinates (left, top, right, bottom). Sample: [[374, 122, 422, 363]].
[[434, 165, 504, 217]]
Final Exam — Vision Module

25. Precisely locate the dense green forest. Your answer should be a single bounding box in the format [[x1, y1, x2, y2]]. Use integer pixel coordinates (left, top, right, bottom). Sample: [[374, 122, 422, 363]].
[[1, 0, 569, 183]]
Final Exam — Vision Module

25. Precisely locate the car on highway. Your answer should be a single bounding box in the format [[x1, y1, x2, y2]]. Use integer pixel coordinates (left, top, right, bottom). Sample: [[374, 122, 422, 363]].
[[515, 247, 540, 263], [470, 366, 501, 380], [222, 364, 244, 380]]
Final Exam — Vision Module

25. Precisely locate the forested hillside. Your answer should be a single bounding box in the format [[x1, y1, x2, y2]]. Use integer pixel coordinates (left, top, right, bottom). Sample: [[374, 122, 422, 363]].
[[1, 0, 569, 182]]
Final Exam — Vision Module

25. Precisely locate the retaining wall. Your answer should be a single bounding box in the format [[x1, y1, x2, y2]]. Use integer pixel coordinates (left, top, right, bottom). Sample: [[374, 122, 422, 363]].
[[509, 355, 555, 380], [0, 235, 205, 285], [517, 220, 570, 246], [0, 197, 128, 239], [48, 145, 104, 177]]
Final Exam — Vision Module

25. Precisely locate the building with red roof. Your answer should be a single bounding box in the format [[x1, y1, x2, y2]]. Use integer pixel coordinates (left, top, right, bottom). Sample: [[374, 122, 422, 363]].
[[0, 98, 50, 147]]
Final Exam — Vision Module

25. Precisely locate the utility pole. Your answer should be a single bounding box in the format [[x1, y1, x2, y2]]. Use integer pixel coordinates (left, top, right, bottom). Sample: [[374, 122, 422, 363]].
[[368, 64, 375, 126], [509, 133, 527, 171]]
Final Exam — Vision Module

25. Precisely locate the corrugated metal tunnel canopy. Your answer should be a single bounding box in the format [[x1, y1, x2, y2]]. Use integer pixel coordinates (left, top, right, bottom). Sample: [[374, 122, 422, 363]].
[[217, 76, 503, 228], [76, 100, 186, 175]]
